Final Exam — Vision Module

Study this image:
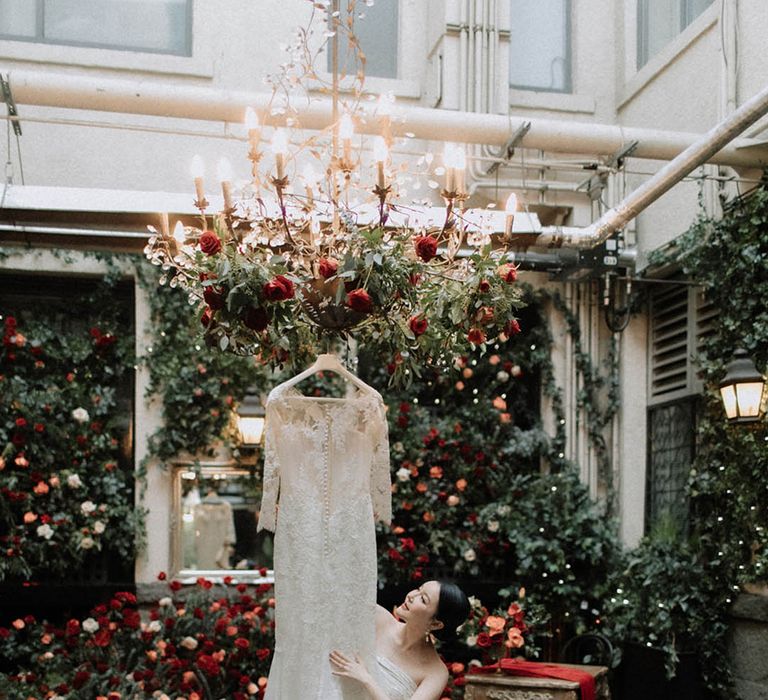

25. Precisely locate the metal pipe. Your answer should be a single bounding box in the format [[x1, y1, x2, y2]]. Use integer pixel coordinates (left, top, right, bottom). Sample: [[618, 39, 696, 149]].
[[535, 81, 768, 248], [8, 69, 768, 168]]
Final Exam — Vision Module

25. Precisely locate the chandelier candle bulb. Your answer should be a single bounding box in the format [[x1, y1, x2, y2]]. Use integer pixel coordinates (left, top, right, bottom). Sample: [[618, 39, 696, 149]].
[[244, 107, 260, 150], [217, 157, 234, 210], [443, 143, 457, 193], [339, 114, 354, 165], [190, 155, 206, 206], [454, 146, 467, 195], [504, 193, 518, 240], [271, 129, 288, 181], [373, 136, 388, 189], [172, 221, 186, 248]]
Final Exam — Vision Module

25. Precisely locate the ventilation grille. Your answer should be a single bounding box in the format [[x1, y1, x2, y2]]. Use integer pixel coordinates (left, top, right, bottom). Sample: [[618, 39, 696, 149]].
[[650, 282, 719, 401]]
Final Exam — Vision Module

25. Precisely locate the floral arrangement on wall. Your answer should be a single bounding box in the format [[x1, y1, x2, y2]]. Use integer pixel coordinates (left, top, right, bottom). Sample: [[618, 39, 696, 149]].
[[0, 278, 140, 583]]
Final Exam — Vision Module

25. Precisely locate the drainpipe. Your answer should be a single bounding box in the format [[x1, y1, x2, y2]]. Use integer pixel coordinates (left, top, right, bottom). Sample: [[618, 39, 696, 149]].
[[534, 80, 768, 248], [8, 70, 768, 168]]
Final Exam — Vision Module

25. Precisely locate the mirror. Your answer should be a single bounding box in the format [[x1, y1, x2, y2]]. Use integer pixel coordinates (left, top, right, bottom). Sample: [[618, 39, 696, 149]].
[[170, 462, 273, 582]]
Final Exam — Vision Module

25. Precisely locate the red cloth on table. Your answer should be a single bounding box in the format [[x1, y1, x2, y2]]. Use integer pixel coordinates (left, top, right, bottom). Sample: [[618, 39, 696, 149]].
[[469, 658, 596, 700]]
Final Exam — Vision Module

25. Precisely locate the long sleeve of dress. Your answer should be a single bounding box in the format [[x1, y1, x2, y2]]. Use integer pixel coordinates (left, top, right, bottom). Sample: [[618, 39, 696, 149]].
[[257, 399, 280, 533], [370, 399, 392, 526]]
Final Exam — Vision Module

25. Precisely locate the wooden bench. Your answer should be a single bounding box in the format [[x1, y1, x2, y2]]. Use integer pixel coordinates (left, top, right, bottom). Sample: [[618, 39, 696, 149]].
[[464, 663, 610, 700]]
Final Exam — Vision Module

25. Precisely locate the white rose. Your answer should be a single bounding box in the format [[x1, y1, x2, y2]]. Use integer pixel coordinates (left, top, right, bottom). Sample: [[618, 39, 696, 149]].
[[158, 597, 173, 607], [447, 495, 460, 507], [71, 407, 90, 424], [41, 651, 54, 660], [93, 521, 106, 534], [496, 370, 510, 383], [67, 474, 83, 488], [147, 620, 162, 633], [81, 501, 96, 515], [487, 520, 500, 533], [396, 467, 411, 482], [37, 524, 54, 540], [180, 636, 198, 650], [82, 617, 99, 633], [392, 442, 404, 454], [463, 548, 477, 562], [80, 537, 95, 550], [466, 635, 478, 647], [496, 505, 511, 517], [511, 364, 522, 378]]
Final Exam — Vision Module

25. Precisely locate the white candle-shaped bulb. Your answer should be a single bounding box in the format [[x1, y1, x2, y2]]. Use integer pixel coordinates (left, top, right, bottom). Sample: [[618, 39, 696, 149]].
[[373, 136, 388, 189], [173, 220, 186, 244], [271, 128, 288, 180], [339, 114, 354, 162], [454, 146, 466, 194], [217, 157, 234, 210], [244, 107, 260, 150], [443, 143, 457, 193], [504, 192, 518, 239], [190, 155, 205, 202]]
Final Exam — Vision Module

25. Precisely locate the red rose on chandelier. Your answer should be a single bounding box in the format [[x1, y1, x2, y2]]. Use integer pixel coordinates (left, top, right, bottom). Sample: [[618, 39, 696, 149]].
[[317, 257, 339, 279], [467, 328, 486, 345], [199, 230, 222, 256], [263, 275, 295, 302], [476, 632, 493, 648], [200, 308, 214, 327], [498, 262, 519, 284], [346, 288, 373, 313], [409, 315, 428, 337], [243, 306, 270, 332], [476, 306, 494, 325], [504, 318, 522, 336], [203, 286, 226, 310], [414, 235, 438, 262], [478, 279, 491, 293]]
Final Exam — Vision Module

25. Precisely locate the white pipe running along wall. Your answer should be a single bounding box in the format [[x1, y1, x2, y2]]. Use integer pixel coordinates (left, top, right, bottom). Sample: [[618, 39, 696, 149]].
[[8, 69, 768, 169], [535, 80, 768, 248]]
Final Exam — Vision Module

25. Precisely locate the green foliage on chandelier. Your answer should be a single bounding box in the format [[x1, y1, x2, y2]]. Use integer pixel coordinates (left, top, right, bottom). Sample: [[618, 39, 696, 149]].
[[147, 216, 526, 386], [0, 268, 142, 583]]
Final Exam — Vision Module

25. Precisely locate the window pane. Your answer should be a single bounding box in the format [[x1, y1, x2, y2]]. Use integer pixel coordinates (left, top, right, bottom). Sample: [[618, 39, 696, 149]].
[[328, 0, 398, 80], [42, 0, 190, 55], [683, 0, 714, 26], [509, 0, 570, 92], [0, 0, 38, 38]]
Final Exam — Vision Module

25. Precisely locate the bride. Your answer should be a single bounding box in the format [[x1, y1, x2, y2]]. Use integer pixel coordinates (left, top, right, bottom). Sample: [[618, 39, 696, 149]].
[[329, 580, 470, 700]]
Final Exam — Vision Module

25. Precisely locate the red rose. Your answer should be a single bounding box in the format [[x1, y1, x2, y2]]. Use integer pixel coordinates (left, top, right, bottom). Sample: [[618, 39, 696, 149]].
[[4, 317, 16, 331], [257, 648, 271, 661], [243, 306, 270, 332], [498, 262, 518, 284], [14, 418, 26, 428], [203, 286, 226, 310], [73, 670, 91, 689], [199, 230, 222, 255], [200, 308, 214, 327], [93, 628, 112, 647], [504, 318, 522, 336], [414, 235, 438, 262], [262, 275, 295, 302], [234, 637, 250, 650], [95, 334, 116, 350], [477, 632, 493, 648], [478, 279, 491, 293], [34, 423, 44, 433], [65, 619, 80, 636], [476, 307, 494, 325], [317, 258, 339, 279], [409, 315, 428, 337], [467, 328, 486, 345], [346, 288, 373, 313]]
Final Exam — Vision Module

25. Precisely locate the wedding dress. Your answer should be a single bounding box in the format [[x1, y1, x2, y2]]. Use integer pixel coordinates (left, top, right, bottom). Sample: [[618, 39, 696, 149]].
[[375, 656, 418, 699], [258, 382, 392, 699]]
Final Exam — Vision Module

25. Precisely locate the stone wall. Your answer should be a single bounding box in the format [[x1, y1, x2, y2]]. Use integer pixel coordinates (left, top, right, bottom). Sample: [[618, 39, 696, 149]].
[[728, 593, 768, 700]]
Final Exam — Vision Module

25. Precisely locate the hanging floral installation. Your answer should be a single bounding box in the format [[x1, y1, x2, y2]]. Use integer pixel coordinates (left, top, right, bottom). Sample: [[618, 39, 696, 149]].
[[144, 0, 525, 384]]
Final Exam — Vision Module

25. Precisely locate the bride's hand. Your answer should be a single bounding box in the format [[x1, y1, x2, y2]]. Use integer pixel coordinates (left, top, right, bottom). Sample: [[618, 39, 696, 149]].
[[329, 650, 372, 685]]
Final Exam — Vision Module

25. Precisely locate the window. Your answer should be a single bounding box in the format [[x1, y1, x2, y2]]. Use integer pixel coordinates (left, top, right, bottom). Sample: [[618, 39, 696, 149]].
[[509, 0, 571, 93], [328, 0, 398, 80], [637, 0, 715, 68], [0, 0, 192, 56]]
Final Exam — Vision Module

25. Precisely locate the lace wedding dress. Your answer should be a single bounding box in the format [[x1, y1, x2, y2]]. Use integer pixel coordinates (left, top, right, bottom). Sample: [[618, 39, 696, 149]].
[[258, 383, 392, 699]]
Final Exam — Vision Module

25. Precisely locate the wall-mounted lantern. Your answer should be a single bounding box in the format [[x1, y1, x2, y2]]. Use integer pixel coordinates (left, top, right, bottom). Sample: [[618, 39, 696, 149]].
[[719, 349, 767, 424]]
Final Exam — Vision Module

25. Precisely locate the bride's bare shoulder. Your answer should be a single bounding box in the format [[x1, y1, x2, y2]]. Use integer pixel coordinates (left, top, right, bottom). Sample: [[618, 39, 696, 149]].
[[375, 604, 398, 627]]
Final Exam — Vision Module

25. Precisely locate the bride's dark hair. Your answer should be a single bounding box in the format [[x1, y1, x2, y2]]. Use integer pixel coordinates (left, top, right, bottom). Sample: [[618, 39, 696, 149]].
[[432, 581, 470, 642]]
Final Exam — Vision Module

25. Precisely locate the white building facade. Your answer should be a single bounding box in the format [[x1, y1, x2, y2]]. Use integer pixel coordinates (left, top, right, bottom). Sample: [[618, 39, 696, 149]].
[[1, 0, 767, 587]]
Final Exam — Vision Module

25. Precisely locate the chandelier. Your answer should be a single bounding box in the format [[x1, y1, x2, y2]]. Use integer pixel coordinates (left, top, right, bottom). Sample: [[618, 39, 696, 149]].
[[144, 0, 524, 385]]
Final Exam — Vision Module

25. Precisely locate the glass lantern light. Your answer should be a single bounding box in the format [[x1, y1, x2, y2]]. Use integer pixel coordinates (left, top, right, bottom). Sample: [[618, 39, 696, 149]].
[[718, 349, 767, 424], [237, 393, 266, 447]]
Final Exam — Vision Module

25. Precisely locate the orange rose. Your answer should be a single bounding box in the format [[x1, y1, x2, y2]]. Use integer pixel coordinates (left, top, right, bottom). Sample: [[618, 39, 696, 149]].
[[485, 615, 506, 636], [506, 627, 524, 648], [456, 478, 468, 492]]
